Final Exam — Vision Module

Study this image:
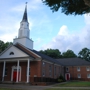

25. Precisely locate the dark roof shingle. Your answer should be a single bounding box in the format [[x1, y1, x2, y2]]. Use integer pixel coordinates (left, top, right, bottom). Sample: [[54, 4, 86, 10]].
[[56, 58, 90, 66], [31, 49, 63, 65]]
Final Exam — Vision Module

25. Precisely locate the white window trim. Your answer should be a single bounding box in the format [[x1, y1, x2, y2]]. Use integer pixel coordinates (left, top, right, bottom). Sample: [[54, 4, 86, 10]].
[[87, 74, 90, 78], [66, 67, 69, 72], [77, 74, 81, 78], [86, 67, 90, 71], [77, 67, 80, 71], [43, 62, 45, 66]]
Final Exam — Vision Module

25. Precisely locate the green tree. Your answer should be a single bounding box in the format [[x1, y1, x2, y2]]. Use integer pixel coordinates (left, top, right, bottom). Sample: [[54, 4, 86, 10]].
[[0, 40, 12, 53], [42, 0, 90, 15], [40, 49, 62, 58], [78, 47, 90, 61], [62, 49, 77, 58]]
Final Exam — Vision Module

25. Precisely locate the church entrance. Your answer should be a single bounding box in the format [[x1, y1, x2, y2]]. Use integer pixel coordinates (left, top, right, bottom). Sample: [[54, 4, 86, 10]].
[[13, 69, 20, 82], [11, 66, 21, 82], [65, 73, 70, 80]]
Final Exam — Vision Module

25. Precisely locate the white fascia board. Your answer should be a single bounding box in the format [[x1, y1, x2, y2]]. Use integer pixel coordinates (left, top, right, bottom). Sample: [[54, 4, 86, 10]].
[[16, 43, 41, 58]]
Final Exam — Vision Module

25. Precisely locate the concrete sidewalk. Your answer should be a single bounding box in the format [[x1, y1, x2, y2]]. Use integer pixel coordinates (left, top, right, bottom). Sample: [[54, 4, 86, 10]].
[[0, 84, 90, 90], [0, 84, 50, 90]]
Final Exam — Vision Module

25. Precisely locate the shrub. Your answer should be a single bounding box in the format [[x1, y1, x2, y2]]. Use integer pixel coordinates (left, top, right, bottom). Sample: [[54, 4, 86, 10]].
[[57, 75, 66, 82]]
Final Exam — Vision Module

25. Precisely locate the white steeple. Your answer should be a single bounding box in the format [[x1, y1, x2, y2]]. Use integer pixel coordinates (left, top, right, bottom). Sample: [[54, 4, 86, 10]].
[[13, 3, 33, 50], [18, 3, 30, 38]]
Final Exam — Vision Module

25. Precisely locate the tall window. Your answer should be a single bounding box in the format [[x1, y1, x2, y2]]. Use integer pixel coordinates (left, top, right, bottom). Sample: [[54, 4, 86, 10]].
[[55, 66, 56, 75], [49, 65, 52, 77], [42, 70, 45, 77], [49, 65, 52, 72], [66, 67, 69, 72], [77, 67, 80, 71], [5, 67, 8, 76], [77, 74, 81, 78], [42, 62, 45, 67], [87, 74, 90, 78], [86, 67, 90, 71]]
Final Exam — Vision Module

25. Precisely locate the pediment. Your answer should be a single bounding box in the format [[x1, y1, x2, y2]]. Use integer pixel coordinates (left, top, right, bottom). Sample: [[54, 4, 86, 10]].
[[0, 45, 29, 59]]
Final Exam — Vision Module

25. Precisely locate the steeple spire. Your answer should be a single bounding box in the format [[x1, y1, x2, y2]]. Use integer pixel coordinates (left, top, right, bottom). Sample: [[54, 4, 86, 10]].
[[22, 2, 28, 22], [13, 2, 33, 50]]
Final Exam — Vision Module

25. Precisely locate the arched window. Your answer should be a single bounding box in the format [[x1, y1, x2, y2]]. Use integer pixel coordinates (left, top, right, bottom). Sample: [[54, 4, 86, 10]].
[[9, 52, 14, 55]]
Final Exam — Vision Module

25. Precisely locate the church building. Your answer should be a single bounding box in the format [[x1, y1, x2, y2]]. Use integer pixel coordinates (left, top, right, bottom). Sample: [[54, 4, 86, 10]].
[[0, 4, 63, 85], [0, 4, 90, 85]]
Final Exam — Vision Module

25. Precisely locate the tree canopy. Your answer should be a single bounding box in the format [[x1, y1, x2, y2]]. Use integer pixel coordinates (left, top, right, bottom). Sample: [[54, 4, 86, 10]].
[[40, 49, 62, 58], [0, 40, 12, 53], [42, 0, 90, 15], [78, 47, 90, 61], [39, 49, 77, 59], [62, 49, 77, 58]]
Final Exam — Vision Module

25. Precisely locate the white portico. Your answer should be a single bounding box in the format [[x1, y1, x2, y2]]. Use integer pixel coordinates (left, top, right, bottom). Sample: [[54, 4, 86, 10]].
[[0, 44, 34, 83]]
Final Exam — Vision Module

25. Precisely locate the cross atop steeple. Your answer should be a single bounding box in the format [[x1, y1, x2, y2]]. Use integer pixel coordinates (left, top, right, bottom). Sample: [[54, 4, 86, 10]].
[[22, 2, 28, 22]]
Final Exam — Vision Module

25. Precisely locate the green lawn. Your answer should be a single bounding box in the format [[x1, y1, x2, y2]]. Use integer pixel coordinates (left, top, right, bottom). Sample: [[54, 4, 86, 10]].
[[45, 88, 89, 90], [54, 81, 90, 87], [47, 81, 90, 90]]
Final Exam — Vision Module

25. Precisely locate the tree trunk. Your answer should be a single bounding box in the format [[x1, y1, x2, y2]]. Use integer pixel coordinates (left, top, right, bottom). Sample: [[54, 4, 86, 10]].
[[84, 0, 90, 7]]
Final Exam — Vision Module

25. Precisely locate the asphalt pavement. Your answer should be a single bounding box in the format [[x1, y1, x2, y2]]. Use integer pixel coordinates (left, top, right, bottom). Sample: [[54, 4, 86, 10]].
[[0, 84, 90, 90]]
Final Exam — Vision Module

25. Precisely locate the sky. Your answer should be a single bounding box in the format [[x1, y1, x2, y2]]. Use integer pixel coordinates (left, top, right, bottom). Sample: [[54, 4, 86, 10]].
[[0, 0, 90, 54]]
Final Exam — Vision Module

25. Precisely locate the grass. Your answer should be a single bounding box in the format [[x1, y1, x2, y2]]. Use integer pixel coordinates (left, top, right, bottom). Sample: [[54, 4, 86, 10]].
[[45, 88, 89, 90], [54, 81, 90, 87], [47, 81, 90, 90]]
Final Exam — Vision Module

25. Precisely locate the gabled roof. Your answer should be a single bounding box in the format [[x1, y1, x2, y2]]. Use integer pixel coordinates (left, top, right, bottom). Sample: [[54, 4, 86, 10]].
[[15, 43, 41, 59], [56, 58, 90, 66], [30, 49, 63, 65], [0, 44, 30, 60], [15, 43, 63, 65]]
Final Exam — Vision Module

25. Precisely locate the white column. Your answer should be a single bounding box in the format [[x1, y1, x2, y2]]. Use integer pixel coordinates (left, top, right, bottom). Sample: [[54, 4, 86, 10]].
[[16, 60, 19, 82], [2, 61, 6, 81], [26, 59, 30, 83]]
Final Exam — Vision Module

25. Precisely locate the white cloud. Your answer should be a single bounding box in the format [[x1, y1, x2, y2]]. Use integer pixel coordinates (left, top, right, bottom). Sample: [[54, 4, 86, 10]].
[[84, 13, 90, 25], [41, 15, 90, 54], [0, 32, 17, 43]]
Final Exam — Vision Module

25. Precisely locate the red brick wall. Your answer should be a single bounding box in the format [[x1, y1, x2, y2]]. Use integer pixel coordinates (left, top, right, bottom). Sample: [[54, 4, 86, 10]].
[[2, 60, 90, 82], [30, 61, 42, 77], [54, 65, 61, 79], [4, 62, 17, 81], [66, 66, 90, 81], [20, 62, 27, 82], [41, 61, 62, 79]]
